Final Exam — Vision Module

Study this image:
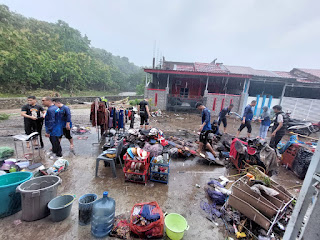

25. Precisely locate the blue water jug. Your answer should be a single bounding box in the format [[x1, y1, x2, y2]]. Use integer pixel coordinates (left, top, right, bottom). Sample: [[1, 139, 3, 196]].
[[91, 191, 116, 238]]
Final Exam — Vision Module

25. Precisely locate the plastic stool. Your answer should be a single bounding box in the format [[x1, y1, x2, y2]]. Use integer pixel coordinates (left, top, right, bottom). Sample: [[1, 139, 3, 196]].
[[13, 132, 41, 162], [95, 138, 123, 178]]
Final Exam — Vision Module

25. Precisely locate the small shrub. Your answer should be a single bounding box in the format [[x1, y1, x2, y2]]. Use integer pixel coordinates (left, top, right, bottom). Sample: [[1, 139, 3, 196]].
[[129, 99, 143, 106], [0, 113, 10, 120]]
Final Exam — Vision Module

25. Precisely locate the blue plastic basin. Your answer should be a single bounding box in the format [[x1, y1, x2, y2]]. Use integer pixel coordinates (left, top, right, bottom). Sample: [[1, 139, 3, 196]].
[[0, 172, 33, 218]]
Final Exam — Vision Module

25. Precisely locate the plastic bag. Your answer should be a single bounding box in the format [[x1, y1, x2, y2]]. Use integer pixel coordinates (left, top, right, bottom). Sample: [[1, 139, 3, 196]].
[[110, 215, 132, 240], [129, 201, 164, 238], [207, 188, 226, 205], [0, 147, 14, 159]]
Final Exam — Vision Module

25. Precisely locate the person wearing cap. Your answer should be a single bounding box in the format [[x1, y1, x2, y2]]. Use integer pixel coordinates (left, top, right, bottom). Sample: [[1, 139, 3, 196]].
[[195, 102, 217, 157], [218, 104, 234, 134]]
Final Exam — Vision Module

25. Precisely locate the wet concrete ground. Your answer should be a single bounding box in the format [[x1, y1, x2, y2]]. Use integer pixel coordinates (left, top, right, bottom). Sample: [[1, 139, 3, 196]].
[[0, 106, 309, 240]]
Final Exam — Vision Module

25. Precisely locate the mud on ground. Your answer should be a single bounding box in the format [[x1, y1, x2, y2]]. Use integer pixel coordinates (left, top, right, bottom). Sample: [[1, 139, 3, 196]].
[[0, 106, 305, 240]]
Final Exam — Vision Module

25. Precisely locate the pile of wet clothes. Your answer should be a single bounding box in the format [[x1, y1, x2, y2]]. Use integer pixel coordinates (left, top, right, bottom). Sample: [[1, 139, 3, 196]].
[[122, 128, 199, 160], [110, 214, 132, 240], [132, 204, 161, 225], [215, 134, 278, 175], [167, 136, 197, 159]]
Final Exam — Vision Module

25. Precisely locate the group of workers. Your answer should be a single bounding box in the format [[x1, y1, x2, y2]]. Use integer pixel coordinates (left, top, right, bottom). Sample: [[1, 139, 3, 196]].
[[196, 100, 288, 155], [21, 95, 287, 159], [21, 96, 73, 159]]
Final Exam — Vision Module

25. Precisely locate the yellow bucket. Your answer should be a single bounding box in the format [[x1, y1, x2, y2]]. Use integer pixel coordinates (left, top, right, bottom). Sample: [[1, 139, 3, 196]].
[[165, 213, 189, 240]]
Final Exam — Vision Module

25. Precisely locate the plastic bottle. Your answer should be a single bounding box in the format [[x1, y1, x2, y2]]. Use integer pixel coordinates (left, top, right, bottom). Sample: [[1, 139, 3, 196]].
[[91, 191, 116, 238]]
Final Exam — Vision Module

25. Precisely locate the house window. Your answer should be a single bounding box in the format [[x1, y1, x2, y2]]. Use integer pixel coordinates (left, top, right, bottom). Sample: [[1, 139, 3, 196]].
[[180, 88, 189, 98]]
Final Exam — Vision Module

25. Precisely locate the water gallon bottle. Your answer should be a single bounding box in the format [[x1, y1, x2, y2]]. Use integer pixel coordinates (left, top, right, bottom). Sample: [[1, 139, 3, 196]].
[[91, 191, 116, 238]]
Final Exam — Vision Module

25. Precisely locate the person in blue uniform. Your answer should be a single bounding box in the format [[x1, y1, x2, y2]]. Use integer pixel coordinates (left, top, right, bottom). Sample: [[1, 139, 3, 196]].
[[236, 100, 257, 138], [42, 97, 63, 159], [195, 102, 217, 157], [53, 98, 74, 150]]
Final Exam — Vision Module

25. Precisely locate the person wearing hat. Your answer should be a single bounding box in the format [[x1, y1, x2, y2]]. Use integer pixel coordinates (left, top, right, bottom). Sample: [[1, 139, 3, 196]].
[[218, 104, 234, 134], [195, 102, 217, 157]]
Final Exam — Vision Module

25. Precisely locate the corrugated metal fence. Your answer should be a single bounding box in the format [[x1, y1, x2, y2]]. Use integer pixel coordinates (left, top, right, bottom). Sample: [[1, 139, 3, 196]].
[[282, 97, 320, 122]]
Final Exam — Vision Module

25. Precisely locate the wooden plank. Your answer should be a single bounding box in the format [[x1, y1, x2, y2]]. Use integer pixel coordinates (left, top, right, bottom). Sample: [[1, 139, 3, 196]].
[[229, 195, 271, 230], [237, 180, 278, 210], [233, 186, 277, 218]]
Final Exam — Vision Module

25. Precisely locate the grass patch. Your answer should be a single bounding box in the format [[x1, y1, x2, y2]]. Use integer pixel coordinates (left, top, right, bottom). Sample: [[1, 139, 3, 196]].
[[129, 99, 143, 106], [0, 89, 120, 98], [0, 93, 26, 98], [0, 113, 10, 120], [59, 90, 120, 97]]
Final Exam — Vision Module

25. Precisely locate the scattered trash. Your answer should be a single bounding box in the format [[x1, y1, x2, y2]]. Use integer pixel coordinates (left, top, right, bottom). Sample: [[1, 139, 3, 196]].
[[77, 136, 88, 140], [196, 184, 201, 188], [72, 125, 91, 135], [13, 219, 22, 226]]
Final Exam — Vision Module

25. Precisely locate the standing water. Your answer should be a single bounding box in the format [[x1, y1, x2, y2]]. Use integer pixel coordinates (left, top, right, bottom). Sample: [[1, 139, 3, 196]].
[[91, 191, 115, 238]]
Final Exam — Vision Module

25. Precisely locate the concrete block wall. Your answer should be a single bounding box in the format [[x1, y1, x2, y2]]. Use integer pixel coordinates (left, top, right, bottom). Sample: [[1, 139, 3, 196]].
[[144, 88, 167, 110], [0, 95, 143, 110], [205, 93, 241, 116]]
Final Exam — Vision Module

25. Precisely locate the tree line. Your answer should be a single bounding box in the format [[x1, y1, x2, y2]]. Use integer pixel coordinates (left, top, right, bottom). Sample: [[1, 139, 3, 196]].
[[0, 5, 145, 94]]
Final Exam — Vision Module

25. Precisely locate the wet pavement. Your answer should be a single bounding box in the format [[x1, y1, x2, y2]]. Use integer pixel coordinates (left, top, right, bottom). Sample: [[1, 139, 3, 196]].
[[0, 106, 308, 240]]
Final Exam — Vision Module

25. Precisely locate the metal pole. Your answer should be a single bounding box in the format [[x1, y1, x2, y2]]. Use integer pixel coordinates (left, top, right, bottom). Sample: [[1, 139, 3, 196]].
[[253, 95, 260, 116], [283, 137, 320, 239], [259, 95, 267, 115], [267, 95, 273, 109], [279, 84, 287, 105], [205, 76, 209, 91]]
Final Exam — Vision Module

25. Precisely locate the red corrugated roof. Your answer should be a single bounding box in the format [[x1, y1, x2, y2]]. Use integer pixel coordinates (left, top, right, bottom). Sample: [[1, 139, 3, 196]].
[[225, 65, 279, 77], [296, 68, 320, 79], [175, 64, 194, 71], [273, 71, 295, 78], [147, 60, 320, 84], [194, 62, 227, 73]]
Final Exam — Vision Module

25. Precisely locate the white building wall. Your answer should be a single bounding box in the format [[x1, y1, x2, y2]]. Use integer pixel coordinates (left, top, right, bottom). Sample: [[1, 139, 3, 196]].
[[282, 97, 320, 122]]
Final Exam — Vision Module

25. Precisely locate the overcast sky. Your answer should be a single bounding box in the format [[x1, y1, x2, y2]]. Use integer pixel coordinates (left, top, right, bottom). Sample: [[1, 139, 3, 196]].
[[2, 0, 319, 71]]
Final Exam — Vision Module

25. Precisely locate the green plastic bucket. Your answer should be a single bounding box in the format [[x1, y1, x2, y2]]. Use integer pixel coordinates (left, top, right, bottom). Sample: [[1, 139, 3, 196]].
[[165, 213, 189, 240], [0, 172, 32, 218]]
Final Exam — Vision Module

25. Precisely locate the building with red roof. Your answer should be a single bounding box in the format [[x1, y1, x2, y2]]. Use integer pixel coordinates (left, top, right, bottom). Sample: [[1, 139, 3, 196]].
[[144, 58, 320, 122]]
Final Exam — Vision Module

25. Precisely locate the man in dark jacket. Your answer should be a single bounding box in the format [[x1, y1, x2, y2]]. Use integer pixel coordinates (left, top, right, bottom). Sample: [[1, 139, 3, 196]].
[[218, 104, 234, 134], [270, 105, 287, 149], [42, 97, 63, 159], [138, 99, 151, 129], [21, 96, 45, 148], [196, 102, 217, 157]]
